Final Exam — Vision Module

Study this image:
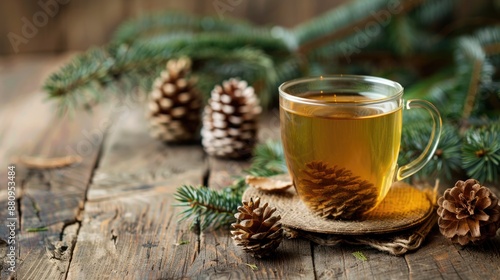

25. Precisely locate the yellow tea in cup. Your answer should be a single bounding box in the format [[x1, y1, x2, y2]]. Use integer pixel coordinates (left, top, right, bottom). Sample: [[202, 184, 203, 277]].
[[279, 76, 441, 219]]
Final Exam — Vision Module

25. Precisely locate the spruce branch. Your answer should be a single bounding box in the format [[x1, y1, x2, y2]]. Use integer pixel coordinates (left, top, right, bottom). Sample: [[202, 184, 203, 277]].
[[248, 140, 287, 176], [403, 27, 500, 123], [455, 36, 494, 120], [295, 0, 427, 55], [112, 12, 253, 45], [388, 15, 417, 56], [43, 47, 115, 113], [175, 185, 240, 230], [462, 124, 500, 183], [414, 0, 455, 26], [400, 123, 462, 180], [43, 31, 291, 111], [174, 140, 287, 230]]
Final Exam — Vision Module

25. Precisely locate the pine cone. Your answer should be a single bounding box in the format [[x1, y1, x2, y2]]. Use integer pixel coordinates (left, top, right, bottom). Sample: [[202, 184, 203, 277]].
[[437, 179, 500, 245], [201, 78, 261, 159], [230, 197, 284, 258], [146, 57, 202, 143], [298, 161, 378, 220]]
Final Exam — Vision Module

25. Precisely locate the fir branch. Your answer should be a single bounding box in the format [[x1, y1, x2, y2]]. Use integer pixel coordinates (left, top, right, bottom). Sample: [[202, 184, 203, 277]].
[[43, 48, 115, 113], [475, 26, 500, 63], [388, 15, 416, 56], [112, 12, 253, 45], [400, 123, 462, 180], [174, 140, 287, 230], [462, 124, 500, 183], [404, 69, 455, 100], [295, 0, 426, 55], [248, 140, 287, 176], [422, 79, 464, 122], [294, 0, 388, 50], [404, 27, 500, 123], [413, 0, 455, 26], [174, 185, 240, 230], [44, 31, 291, 111], [455, 37, 494, 120]]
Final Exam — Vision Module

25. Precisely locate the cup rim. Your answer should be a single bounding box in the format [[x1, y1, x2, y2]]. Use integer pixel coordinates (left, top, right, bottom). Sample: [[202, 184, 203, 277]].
[[279, 75, 404, 106]]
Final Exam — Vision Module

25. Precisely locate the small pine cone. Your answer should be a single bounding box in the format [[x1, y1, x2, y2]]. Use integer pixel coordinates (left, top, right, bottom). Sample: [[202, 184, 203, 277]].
[[201, 78, 261, 159], [230, 197, 284, 258], [146, 57, 202, 143], [298, 161, 378, 220], [437, 179, 500, 245]]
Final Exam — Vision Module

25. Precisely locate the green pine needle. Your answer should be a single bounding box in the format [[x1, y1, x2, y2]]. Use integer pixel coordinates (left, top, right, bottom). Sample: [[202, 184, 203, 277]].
[[245, 263, 258, 270], [462, 124, 500, 183], [26, 227, 49, 232], [352, 251, 368, 261]]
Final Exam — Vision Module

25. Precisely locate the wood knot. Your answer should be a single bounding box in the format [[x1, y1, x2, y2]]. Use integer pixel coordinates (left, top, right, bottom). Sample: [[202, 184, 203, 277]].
[[45, 240, 71, 261]]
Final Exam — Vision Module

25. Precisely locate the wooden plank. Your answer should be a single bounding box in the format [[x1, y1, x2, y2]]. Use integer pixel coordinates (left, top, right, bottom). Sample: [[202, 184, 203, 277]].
[[68, 191, 200, 279], [67, 107, 208, 279], [0, 54, 104, 279], [401, 231, 500, 280], [13, 108, 108, 280], [313, 244, 410, 279], [87, 107, 207, 200], [185, 227, 315, 279]]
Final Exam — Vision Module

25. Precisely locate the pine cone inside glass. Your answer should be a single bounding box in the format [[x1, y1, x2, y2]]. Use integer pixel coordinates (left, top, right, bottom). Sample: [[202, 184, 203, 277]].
[[146, 57, 202, 143], [298, 161, 378, 220], [437, 179, 500, 245], [230, 197, 284, 258], [201, 78, 261, 159]]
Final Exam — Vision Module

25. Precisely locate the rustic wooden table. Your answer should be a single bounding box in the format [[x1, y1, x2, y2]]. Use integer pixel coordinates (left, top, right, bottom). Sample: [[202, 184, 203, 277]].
[[1, 54, 499, 280]]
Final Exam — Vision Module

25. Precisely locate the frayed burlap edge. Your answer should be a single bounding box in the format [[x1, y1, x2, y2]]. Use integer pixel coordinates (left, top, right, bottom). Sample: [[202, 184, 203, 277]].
[[283, 207, 438, 256]]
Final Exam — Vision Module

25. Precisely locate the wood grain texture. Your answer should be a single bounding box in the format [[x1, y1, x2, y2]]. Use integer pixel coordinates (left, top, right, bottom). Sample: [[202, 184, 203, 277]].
[[313, 244, 410, 280], [68, 192, 199, 279], [68, 106, 207, 279], [402, 230, 500, 280], [0, 54, 106, 279], [87, 107, 207, 200], [186, 228, 316, 279], [14, 109, 109, 280]]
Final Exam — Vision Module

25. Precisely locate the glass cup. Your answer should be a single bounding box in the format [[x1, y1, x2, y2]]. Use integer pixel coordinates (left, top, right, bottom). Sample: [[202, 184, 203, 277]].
[[279, 75, 442, 220]]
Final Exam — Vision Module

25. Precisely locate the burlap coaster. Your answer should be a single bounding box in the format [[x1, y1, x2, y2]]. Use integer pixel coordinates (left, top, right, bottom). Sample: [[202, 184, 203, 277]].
[[242, 181, 438, 255]]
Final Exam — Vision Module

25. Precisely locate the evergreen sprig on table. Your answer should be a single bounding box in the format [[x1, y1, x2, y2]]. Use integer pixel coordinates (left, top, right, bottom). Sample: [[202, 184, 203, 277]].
[[174, 140, 287, 230]]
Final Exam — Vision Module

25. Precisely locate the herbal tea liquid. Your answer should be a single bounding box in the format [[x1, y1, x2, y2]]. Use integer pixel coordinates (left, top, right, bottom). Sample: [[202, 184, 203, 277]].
[[280, 92, 402, 218]]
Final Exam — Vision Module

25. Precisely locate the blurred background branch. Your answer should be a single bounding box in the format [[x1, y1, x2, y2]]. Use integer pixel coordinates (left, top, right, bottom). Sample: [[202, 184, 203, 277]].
[[0, 0, 348, 55]]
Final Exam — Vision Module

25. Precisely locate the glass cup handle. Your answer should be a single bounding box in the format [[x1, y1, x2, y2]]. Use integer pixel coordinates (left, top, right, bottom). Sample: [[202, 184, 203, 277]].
[[396, 99, 443, 181]]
